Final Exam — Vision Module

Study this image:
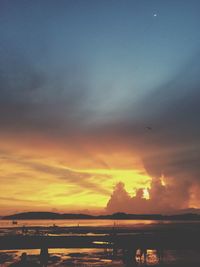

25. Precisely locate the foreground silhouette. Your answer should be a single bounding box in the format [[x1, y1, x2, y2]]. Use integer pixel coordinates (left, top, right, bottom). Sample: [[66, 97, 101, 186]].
[[39, 247, 49, 267], [9, 253, 40, 267], [8, 250, 49, 267], [1, 221, 199, 267]]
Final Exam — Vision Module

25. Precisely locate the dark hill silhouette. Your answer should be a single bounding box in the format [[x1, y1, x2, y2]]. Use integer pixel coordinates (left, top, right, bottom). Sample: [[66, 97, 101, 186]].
[[2, 211, 200, 220], [2, 212, 93, 220], [3, 212, 61, 220]]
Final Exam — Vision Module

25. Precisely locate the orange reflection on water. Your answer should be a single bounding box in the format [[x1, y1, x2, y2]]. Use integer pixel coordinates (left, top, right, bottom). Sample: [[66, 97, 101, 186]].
[[136, 249, 159, 265]]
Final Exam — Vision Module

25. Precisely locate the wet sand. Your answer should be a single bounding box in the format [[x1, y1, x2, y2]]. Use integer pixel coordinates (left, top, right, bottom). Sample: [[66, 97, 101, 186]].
[[0, 220, 200, 266], [1, 248, 200, 267]]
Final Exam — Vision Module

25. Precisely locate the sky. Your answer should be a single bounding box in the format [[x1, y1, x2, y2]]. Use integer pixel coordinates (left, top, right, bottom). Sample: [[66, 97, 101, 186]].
[[0, 0, 200, 215]]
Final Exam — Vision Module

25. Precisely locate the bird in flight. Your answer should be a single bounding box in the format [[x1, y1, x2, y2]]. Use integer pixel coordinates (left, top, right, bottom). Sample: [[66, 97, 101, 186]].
[[146, 126, 152, 130]]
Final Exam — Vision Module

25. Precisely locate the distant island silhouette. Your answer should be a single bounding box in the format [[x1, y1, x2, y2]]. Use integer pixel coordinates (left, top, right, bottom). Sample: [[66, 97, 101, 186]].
[[2, 211, 200, 220]]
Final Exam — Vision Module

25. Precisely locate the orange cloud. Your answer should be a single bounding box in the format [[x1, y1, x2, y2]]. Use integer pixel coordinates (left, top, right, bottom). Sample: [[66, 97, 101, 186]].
[[0, 141, 151, 215]]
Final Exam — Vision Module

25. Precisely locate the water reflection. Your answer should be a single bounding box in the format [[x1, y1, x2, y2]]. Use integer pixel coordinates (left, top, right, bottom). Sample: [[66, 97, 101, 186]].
[[135, 249, 159, 265], [0, 248, 121, 267], [1, 220, 200, 266], [2, 219, 199, 229], [0, 219, 159, 228], [1, 248, 200, 267]]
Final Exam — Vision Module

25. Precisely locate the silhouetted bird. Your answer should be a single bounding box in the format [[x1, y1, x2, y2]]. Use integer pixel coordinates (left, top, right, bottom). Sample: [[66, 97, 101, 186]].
[[146, 126, 152, 130]]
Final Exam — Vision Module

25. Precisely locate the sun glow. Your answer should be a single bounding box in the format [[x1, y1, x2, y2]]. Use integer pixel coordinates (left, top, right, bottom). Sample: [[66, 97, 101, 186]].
[[0, 139, 153, 214], [143, 188, 150, 200], [79, 168, 151, 194], [160, 175, 166, 186], [0, 155, 152, 214]]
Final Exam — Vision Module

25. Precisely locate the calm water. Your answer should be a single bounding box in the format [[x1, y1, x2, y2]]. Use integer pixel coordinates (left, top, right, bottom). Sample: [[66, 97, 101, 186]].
[[1, 219, 199, 228]]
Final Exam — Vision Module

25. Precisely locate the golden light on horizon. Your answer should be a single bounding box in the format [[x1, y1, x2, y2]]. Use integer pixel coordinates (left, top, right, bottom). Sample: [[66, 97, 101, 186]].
[[0, 143, 152, 215], [160, 175, 166, 186], [143, 188, 150, 200]]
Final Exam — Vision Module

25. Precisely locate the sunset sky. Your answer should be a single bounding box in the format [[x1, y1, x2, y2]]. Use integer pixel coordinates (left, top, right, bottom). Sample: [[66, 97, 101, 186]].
[[1, 0, 200, 215]]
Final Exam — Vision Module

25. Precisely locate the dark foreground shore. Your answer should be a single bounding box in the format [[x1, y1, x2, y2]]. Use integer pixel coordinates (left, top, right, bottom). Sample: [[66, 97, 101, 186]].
[[1, 248, 200, 267], [0, 222, 200, 266]]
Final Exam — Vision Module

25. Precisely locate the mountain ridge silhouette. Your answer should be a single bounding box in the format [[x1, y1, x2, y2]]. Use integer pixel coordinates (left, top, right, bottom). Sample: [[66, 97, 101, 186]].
[[2, 210, 200, 220]]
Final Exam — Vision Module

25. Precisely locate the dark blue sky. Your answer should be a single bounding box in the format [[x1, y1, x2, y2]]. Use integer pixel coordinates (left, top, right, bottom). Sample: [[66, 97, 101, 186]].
[[1, 0, 200, 122]]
